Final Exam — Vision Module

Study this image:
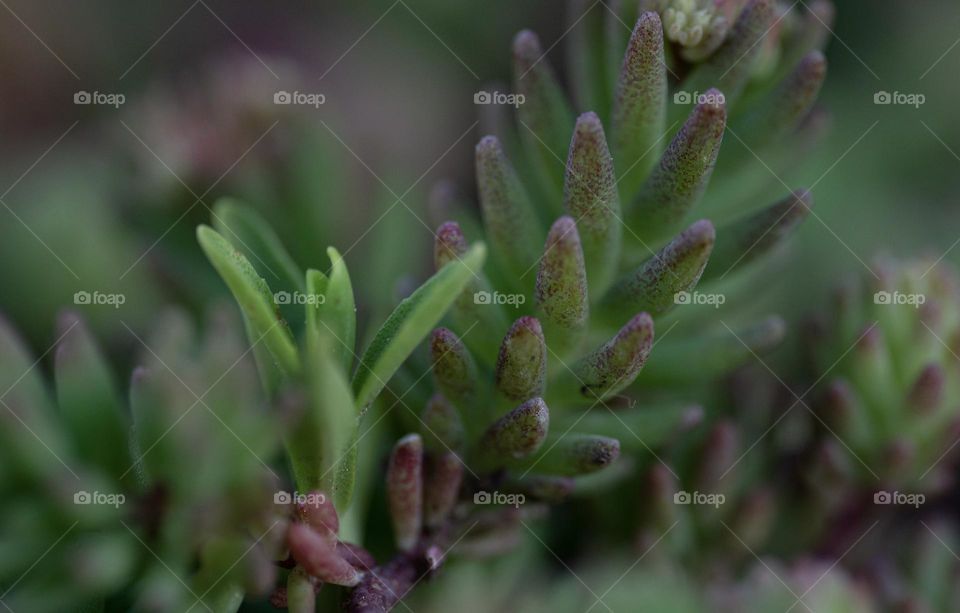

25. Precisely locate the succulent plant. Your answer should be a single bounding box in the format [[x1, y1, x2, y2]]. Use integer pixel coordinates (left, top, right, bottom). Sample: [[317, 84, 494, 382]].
[[807, 258, 960, 495], [412, 0, 831, 543]]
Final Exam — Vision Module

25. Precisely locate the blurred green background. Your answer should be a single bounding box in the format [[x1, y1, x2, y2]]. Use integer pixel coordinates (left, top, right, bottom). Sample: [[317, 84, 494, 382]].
[[1, 0, 957, 360]]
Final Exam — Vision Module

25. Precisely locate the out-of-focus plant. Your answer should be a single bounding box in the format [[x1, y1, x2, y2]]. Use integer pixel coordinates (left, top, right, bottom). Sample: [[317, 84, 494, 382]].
[[0, 308, 287, 612], [407, 0, 831, 563], [807, 258, 960, 494]]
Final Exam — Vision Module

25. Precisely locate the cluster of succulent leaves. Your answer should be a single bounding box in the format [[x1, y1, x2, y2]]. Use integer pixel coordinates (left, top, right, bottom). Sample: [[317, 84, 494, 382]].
[[806, 258, 960, 493], [399, 0, 830, 565], [0, 308, 285, 612]]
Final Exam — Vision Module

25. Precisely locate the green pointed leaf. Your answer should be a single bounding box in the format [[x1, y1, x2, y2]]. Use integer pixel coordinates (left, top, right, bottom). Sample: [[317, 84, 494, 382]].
[[536, 216, 589, 353], [352, 242, 487, 412], [54, 312, 129, 478], [212, 198, 304, 295], [564, 113, 622, 296], [627, 97, 726, 246], [612, 11, 668, 200], [702, 190, 812, 281], [476, 136, 544, 281], [305, 247, 356, 374], [197, 226, 299, 387], [287, 339, 358, 510], [601, 220, 715, 322]]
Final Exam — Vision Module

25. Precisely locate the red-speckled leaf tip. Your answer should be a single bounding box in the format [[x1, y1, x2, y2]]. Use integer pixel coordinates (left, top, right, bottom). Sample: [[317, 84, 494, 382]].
[[536, 216, 588, 331], [481, 397, 550, 460], [434, 222, 467, 270], [495, 316, 547, 402]]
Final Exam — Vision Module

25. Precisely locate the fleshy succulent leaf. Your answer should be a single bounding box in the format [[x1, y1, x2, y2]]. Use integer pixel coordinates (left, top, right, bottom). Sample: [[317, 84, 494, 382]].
[[494, 317, 548, 403], [386, 434, 424, 552], [552, 313, 655, 402], [601, 220, 715, 322], [626, 96, 726, 246], [564, 113, 623, 296], [288, 523, 360, 587], [612, 11, 668, 200], [294, 490, 340, 545], [477, 397, 550, 466], [423, 452, 465, 529], [536, 216, 589, 353], [352, 242, 486, 412]]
